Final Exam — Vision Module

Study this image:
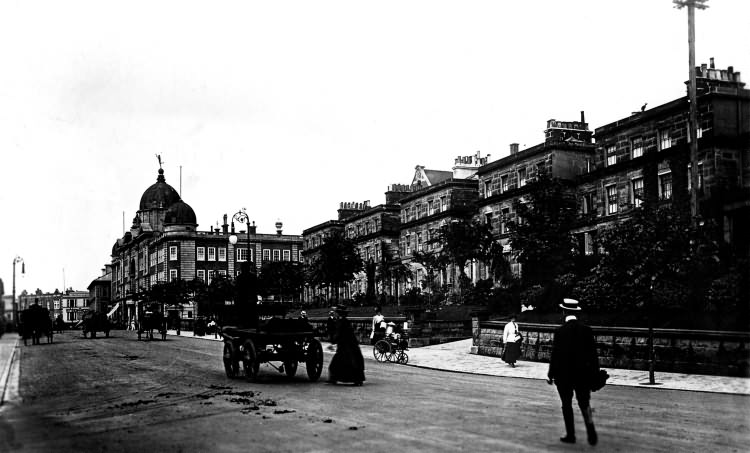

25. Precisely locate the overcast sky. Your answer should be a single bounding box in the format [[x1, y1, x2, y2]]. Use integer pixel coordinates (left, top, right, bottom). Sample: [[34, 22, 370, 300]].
[[1, 0, 748, 294]]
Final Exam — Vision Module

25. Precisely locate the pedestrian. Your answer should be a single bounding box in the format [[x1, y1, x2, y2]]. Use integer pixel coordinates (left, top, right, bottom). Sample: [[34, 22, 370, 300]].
[[370, 306, 385, 345], [547, 298, 599, 446], [502, 314, 523, 367], [327, 304, 365, 386], [300, 311, 308, 320], [326, 310, 337, 343]]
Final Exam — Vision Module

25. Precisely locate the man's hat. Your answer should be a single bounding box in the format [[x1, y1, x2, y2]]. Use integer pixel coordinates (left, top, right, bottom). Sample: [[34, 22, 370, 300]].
[[559, 298, 582, 311]]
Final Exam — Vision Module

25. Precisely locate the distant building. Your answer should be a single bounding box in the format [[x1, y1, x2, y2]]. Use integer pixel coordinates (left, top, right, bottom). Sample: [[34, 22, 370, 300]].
[[87, 265, 112, 315], [110, 166, 302, 327]]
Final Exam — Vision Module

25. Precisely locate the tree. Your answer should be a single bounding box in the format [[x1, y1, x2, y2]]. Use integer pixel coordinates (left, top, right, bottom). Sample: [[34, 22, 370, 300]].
[[259, 260, 305, 303], [508, 171, 579, 309], [376, 245, 412, 306], [307, 231, 363, 303], [432, 218, 496, 292]]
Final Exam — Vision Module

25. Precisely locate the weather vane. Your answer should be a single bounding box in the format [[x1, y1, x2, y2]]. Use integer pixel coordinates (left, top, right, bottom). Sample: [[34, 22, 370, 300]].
[[155, 154, 164, 169]]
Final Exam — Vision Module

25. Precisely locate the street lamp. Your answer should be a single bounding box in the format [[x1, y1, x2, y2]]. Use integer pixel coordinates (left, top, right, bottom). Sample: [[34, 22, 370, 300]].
[[229, 208, 253, 267], [12, 256, 24, 331]]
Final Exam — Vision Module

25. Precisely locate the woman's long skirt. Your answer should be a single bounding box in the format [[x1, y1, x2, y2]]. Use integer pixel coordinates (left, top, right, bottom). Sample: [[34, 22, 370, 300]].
[[502, 341, 522, 364], [328, 341, 365, 384]]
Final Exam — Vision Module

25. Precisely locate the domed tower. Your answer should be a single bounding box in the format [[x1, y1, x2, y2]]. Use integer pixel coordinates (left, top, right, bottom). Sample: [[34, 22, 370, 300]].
[[137, 168, 182, 232], [164, 199, 198, 232]]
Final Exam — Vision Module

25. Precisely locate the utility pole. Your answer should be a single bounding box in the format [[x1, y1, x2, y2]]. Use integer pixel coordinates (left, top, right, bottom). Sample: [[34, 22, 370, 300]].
[[674, 0, 708, 224]]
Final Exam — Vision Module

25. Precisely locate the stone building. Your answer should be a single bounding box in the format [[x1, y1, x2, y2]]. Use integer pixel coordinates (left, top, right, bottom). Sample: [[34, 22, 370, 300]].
[[397, 153, 486, 295], [110, 166, 302, 327], [301, 219, 345, 303], [575, 60, 749, 258], [87, 265, 112, 315], [476, 115, 596, 275]]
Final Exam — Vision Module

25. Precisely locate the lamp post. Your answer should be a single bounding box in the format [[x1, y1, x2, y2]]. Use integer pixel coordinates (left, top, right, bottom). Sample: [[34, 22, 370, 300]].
[[229, 208, 253, 268], [12, 256, 24, 331]]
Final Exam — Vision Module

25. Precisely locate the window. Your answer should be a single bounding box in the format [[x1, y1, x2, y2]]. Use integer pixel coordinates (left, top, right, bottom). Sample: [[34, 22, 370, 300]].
[[485, 211, 493, 227], [218, 247, 226, 262], [500, 208, 510, 234], [687, 163, 704, 192], [158, 248, 165, 263], [236, 248, 248, 262], [582, 192, 595, 215], [416, 232, 423, 252], [606, 185, 618, 215], [169, 246, 178, 261], [208, 247, 216, 261], [606, 145, 617, 166], [283, 250, 290, 261], [150, 251, 157, 267], [658, 129, 672, 151], [218, 270, 226, 277], [440, 196, 447, 212], [197, 270, 205, 282], [273, 250, 281, 261], [631, 137, 643, 158], [501, 175, 509, 193], [659, 172, 672, 200], [406, 234, 412, 255], [169, 269, 178, 282], [197, 247, 205, 261], [484, 179, 492, 197], [263, 249, 270, 262], [518, 168, 527, 187], [632, 177, 644, 208], [428, 200, 435, 215]]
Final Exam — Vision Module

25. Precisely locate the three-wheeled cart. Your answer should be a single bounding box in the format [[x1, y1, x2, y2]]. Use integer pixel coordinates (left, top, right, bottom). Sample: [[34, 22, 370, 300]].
[[221, 318, 324, 382]]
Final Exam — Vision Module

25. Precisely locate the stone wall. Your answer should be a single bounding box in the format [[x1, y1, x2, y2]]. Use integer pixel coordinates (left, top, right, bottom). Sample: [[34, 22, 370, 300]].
[[473, 319, 750, 377], [308, 316, 472, 347]]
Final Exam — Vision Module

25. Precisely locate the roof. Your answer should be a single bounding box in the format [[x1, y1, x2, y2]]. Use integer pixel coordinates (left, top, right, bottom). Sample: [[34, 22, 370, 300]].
[[139, 168, 181, 211]]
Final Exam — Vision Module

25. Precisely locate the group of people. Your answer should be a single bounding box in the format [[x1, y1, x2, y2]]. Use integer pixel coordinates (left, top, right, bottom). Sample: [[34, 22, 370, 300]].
[[501, 298, 600, 446]]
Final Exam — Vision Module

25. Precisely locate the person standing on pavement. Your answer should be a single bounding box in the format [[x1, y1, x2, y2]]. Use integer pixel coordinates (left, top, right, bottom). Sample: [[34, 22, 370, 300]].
[[547, 298, 599, 446], [502, 314, 522, 367], [370, 306, 385, 345], [328, 304, 365, 386], [326, 310, 338, 343]]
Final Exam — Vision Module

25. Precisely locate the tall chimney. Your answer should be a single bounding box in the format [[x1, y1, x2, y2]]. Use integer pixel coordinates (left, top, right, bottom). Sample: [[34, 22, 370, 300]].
[[222, 214, 228, 234], [580, 111, 585, 125], [710, 57, 715, 69], [510, 143, 519, 155]]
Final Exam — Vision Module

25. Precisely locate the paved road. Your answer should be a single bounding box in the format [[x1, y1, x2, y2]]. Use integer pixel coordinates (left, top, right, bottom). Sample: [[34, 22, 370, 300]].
[[2, 331, 749, 452]]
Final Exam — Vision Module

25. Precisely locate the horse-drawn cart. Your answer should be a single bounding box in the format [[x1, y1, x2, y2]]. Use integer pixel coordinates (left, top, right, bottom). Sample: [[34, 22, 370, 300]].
[[221, 317, 324, 382]]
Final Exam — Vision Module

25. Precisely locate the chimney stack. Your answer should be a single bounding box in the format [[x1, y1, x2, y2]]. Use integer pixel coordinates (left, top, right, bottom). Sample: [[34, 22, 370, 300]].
[[580, 111, 585, 125], [710, 57, 715, 69], [510, 143, 519, 155]]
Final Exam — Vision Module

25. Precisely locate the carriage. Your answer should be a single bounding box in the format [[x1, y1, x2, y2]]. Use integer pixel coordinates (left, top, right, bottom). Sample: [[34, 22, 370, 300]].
[[81, 311, 111, 338], [373, 329, 409, 364], [19, 305, 54, 346], [220, 316, 324, 382], [137, 303, 168, 340]]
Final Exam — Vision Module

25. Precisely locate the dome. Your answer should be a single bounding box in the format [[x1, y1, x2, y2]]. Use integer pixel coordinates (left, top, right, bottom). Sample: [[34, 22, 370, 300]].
[[164, 199, 197, 225], [139, 169, 181, 211]]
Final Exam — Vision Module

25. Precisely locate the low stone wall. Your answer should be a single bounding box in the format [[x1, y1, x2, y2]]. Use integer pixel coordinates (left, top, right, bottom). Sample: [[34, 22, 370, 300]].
[[473, 319, 750, 377], [308, 317, 472, 347]]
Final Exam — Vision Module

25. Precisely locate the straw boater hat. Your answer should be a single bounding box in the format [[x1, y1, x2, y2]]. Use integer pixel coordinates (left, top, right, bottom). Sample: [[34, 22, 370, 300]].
[[559, 298, 582, 311]]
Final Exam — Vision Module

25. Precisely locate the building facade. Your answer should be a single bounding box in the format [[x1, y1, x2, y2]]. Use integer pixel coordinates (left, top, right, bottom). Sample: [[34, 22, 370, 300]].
[[300, 61, 749, 306], [110, 167, 302, 327]]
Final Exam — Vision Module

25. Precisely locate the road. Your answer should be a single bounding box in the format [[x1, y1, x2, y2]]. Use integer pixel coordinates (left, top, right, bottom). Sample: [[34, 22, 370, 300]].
[[1, 331, 748, 453]]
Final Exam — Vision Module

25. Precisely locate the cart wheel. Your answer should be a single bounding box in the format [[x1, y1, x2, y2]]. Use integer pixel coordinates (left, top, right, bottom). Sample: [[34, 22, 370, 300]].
[[373, 340, 390, 362], [306, 339, 324, 381], [283, 360, 298, 378], [223, 342, 239, 379], [242, 339, 259, 382], [397, 351, 409, 365]]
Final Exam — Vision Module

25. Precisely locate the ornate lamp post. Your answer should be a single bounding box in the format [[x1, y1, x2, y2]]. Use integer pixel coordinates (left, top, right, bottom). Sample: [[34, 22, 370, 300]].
[[228, 208, 253, 267], [12, 256, 24, 330]]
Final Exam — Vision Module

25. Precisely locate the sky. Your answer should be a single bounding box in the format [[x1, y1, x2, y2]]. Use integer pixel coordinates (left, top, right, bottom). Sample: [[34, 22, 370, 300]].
[[1, 0, 748, 295]]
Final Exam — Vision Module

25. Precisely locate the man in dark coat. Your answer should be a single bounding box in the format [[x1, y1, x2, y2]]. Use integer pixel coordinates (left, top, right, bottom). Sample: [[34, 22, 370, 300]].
[[547, 298, 599, 445]]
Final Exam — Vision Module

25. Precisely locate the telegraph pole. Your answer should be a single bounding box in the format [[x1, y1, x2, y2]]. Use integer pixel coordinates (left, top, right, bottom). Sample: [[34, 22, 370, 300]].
[[674, 0, 708, 223]]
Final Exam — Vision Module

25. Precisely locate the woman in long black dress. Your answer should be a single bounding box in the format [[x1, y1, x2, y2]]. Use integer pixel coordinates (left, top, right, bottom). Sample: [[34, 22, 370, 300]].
[[328, 305, 365, 386]]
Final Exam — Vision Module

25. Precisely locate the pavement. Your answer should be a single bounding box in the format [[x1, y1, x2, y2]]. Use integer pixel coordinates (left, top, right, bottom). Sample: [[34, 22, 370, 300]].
[[2, 330, 749, 406]]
